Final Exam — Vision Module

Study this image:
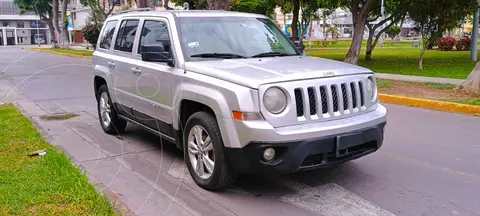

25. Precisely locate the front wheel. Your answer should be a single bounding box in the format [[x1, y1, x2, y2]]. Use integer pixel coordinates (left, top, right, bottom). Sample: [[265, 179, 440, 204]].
[[183, 111, 237, 191]]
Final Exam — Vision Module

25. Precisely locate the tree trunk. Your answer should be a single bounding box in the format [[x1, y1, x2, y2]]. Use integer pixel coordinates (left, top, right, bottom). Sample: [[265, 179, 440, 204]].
[[344, 0, 375, 65], [60, 0, 70, 49], [322, 10, 328, 47], [307, 22, 313, 50], [365, 26, 374, 61], [291, 0, 300, 40], [46, 19, 56, 47], [418, 45, 427, 70], [397, 17, 405, 39], [345, 17, 367, 64], [164, 0, 173, 9], [460, 62, 480, 93], [137, 0, 147, 8], [52, 0, 61, 48]]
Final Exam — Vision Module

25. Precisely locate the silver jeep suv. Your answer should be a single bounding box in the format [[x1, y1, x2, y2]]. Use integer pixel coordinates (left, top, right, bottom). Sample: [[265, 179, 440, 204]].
[[92, 9, 387, 191]]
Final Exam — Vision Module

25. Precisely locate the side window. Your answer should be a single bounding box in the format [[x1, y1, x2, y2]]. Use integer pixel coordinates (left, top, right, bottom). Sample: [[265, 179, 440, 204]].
[[138, 20, 172, 58], [114, 19, 140, 53], [99, 20, 118, 50]]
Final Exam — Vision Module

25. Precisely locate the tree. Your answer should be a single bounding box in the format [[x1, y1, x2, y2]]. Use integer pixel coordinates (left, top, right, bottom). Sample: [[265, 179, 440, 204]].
[[170, 0, 207, 9], [341, 0, 377, 65], [81, 0, 116, 25], [460, 62, 480, 93], [385, 25, 401, 40], [206, 0, 228, 9], [229, 0, 278, 18], [364, 0, 408, 60], [408, 0, 474, 70], [51, 0, 70, 48], [298, 0, 322, 42], [14, 0, 56, 46]]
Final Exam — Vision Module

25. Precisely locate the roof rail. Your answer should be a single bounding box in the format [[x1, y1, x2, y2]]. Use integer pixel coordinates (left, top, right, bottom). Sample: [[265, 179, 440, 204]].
[[111, 8, 154, 16]]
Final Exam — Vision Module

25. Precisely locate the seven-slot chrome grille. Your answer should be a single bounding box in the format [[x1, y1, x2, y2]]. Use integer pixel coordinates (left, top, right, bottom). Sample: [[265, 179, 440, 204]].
[[293, 80, 367, 120]]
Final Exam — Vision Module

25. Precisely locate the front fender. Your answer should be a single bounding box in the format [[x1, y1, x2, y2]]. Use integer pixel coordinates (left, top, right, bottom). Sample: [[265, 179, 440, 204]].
[[172, 83, 233, 130]]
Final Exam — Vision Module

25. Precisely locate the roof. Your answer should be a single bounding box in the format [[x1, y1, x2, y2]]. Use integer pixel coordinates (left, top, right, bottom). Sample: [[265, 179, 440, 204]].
[[0, 14, 40, 20], [109, 9, 268, 20]]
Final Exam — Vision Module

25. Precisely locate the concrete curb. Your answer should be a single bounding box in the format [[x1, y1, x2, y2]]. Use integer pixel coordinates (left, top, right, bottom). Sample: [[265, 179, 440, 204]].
[[26, 48, 93, 60], [379, 94, 480, 116]]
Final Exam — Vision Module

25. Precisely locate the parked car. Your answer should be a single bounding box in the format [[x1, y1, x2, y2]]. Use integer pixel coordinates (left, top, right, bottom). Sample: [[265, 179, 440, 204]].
[[34, 34, 45, 44], [92, 9, 387, 191]]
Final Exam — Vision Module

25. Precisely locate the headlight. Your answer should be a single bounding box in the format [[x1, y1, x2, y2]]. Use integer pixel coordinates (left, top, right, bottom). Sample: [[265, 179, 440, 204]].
[[263, 87, 287, 114], [367, 76, 377, 101]]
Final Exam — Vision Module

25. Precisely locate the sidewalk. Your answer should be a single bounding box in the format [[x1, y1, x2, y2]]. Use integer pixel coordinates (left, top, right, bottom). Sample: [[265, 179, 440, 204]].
[[375, 73, 464, 85]]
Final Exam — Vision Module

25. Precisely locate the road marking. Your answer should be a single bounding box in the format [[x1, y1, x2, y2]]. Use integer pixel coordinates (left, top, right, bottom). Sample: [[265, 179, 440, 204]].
[[168, 157, 394, 215], [278, 178, 396, 216]]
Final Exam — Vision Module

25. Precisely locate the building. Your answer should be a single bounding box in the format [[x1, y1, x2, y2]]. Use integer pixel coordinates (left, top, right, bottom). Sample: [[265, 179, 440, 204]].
[[0, 0, 51, 46]]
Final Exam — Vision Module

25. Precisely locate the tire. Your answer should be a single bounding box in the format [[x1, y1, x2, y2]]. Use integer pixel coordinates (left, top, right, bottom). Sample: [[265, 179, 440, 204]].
[[96, 84, 127, 135], [183, 111, 237, 191]]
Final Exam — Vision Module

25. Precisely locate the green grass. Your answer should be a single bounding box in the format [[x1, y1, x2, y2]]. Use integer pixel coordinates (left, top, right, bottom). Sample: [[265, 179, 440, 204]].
[[306, 48, 476, 79], [444, 99, 480, 106], [424, 82, 457, 90], [0, 104, 117, 215], [305, 40, 416, 49], [376, 79, 394, 88], [33, 48, 94, 57]]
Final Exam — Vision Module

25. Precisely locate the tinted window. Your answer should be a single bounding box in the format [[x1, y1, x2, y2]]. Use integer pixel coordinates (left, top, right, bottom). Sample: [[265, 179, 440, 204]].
[[114, 19, 140, 53], [138, 20, 171, 57], [99, 20, 118, 50]]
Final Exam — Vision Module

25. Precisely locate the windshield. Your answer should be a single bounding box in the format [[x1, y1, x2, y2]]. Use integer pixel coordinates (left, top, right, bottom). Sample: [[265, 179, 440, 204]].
[[178, 17, 300, 60]]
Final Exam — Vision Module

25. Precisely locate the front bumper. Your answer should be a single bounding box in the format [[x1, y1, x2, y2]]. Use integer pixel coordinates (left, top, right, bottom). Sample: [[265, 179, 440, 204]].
[[225, 122, 386, 175]]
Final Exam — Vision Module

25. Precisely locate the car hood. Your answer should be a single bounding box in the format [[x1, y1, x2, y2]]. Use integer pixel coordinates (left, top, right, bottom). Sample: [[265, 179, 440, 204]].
[[184, 56, 373, 89]]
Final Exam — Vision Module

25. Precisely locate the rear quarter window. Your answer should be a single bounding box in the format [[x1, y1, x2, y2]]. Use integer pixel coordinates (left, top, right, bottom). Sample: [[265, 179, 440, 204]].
[[99, 20, 118, 50]]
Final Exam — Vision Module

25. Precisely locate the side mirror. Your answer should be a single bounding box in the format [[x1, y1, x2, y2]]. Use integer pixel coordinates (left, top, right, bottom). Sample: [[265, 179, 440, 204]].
[[141, 44, 174, 67]]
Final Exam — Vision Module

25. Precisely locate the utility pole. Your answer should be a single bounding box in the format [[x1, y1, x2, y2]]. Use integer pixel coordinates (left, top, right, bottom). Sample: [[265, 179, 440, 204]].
[[379, 0, 385, 47], [471, 0, 479, 62]]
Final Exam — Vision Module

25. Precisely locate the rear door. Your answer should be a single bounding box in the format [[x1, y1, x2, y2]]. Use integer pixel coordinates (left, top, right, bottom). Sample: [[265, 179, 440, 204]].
[[110, 18, 141, 118]]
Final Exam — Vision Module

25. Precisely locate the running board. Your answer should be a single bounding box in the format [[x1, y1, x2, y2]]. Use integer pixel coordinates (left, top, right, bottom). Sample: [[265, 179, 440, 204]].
[[118, 114, 177, 143]]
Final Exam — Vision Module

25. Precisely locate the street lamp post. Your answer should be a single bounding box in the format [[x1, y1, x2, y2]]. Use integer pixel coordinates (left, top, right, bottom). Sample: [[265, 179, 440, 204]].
[[36, 20, 40, 47]]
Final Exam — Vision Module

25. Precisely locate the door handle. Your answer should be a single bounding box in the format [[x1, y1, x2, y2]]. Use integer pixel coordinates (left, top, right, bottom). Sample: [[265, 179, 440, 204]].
[[131, 68, 142, 75], [107, 62, 115, 68]]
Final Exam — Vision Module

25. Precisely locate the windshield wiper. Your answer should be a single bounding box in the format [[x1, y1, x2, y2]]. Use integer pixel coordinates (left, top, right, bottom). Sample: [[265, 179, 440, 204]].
[[250, 52, 296, 58], [190, 53, 247, 59]]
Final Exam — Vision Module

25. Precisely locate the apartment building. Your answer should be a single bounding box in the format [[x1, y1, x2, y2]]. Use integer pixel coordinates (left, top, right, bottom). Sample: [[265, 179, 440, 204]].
[[0, 0, 51, 46]]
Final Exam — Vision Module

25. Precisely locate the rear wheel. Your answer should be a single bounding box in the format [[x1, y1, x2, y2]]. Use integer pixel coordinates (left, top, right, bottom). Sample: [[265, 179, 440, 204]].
[[97, 84, 127, 135], [183, 111, 237, 191]]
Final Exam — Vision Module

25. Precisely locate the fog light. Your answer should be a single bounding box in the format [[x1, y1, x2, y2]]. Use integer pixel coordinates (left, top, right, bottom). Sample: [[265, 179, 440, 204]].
[[263, 148, 275, 161]]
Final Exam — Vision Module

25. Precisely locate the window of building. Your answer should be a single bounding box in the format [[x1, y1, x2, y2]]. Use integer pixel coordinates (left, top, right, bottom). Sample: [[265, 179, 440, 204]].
[[114, 19, 140, 53], [17, 22, 24, 28], [2, 22, 9, 27], [99, 20, 118, 50], [138, 20, 172, 59]]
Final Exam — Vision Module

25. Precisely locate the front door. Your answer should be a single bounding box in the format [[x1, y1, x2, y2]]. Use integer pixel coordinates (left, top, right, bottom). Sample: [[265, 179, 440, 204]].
[[129, 18, 178, 137]]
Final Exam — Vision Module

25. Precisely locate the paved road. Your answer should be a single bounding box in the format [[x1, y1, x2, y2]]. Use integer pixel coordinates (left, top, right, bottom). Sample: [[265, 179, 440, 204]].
[[1, 47, 480, 216]]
